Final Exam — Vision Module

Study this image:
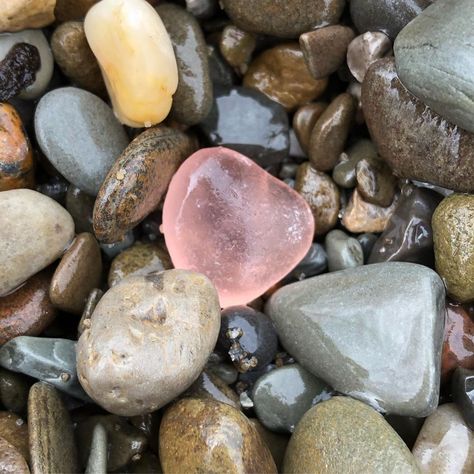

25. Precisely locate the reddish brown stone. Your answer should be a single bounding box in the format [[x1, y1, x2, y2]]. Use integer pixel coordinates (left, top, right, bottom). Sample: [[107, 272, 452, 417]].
[[293, 102, 327, 154]]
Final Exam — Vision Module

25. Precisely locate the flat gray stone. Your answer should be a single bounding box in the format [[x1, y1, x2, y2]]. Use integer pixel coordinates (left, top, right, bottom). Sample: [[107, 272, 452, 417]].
[[35, 87, 129, 196], [395, 0, 474, 133], [266, 262, 445, 417]]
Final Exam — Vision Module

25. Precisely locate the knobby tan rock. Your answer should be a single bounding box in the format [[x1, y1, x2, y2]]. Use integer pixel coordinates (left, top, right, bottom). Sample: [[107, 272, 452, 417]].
[[0, 0, 55, 32]]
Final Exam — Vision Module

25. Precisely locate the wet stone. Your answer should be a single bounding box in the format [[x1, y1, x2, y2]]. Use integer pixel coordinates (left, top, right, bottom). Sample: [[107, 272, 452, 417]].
[[84, 423, 107, 474], [0, 369, 30, 414], [0, 412, 29, 462], [66, 185, 95, 233], [293, 102, 327, 154], [0, 436, 29, 474], [124, 451, 161, 473], [452, 368, 474, 431], [285, 243, 328, 282], [219, 25, 256, 75], [78, 288, 103, 337], [325, 229, 364, 272], [357, 233, 378, 262], [356, 156, 397, 206], [207, 44, 236, 87]]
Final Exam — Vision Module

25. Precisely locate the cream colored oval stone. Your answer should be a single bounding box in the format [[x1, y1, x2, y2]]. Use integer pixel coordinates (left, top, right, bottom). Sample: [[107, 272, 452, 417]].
[[84, 0, 178, 127], [76, 270, 220, 416], [0, 189, 75, 297]]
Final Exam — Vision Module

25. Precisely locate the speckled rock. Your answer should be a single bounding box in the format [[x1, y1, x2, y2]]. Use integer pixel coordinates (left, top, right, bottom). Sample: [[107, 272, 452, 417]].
[[0, 189, 74, 297], [325, 229, 364, 272], [0, 0, 55, 32], [284, 397, 420, 473], [266, 262, 445, 416], [293, 103, 327, 154], [362, 58, 474, 193], [77, 270, 220, 416], [433, 195, 474, 303], [0, 436, 29, 474], [220, 0, 344, 38], [157, 3, 213, 125], [160, 398, 277, 473], [395, 0, 474, 133], [93, 126, 195, 243], [54, 0, 98, 22], [35, 87, 129, 196], [0, 412, 29, 462], [0, 369, 30, 414]]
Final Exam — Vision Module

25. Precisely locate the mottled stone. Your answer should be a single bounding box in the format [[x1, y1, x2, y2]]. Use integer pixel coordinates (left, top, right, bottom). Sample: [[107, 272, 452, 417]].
[[0, 0, 55, 32], [0, 369, 30, 414], [160, 398, 277, 473], [84, 423, 107, 474], [219, 25, 256, 74], [433, 195, 474, 303], [55, 0, 98, 22], [266, 263, 445, 416], [452, 368, 474, 430], [244, 43, 328, 111], [295, 163, 340, 236], [77, 270, 220, 415], [66, 185, 95, 234], [412, 403, 474, 473], [220, 0, 344, 38], [93, 126, 195, 243], [35, 87, 129, 196], [325, 229, 364, 272], [284, 397, 419, 473], [309, 93, 356, 171], [158, 3, 213, 125], [0, 412, 29, 462], [356, 156, 397, 206], [0, 436, 29, 474], [0, 270, 56, 345], [28, 382, 79, 474], [0, 189, 74, 296], [395, 0, 474, 133], [200, 86, 289, 166], [362, 58, 474, 193], [300, 26, 355, 79], [285, 243, 327, 281], [293, 102, 327, 154]]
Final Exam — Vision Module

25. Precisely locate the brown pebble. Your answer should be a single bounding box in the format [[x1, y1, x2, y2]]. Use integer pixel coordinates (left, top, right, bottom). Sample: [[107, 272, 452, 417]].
[[0, 0, 55, 32], [0, 437, 29, 474], [356, 156, 397, 206], [77, 288, 102, 337], [0, 412, 29, 462], [293, 102, 327, 154], [65, 185, 95, 234], [219, 25, 256, 74], [0, 270, 56, 345], [300, 25, 355, 79], [49, 233, 102, 315], [243, 43, 328, 111], [51, 21, 106, 97], [0, 103, 34, 191], [309, 93, 356, 171], [295, 163, 340, 236], [54, 0, 98, 22]]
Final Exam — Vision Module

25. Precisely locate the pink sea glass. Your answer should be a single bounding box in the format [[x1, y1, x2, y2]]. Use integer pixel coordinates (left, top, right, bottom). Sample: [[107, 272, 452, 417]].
[[162, 147, 315, 307]]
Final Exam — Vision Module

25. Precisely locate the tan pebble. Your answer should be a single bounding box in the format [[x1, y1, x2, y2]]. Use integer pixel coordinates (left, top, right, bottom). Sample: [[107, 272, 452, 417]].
[[293, 102, 327, 154], [0, 0, 55, 32]]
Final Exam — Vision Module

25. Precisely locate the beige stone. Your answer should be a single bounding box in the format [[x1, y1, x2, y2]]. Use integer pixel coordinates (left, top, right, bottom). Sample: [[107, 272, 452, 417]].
[[0, 0, 55, 32]]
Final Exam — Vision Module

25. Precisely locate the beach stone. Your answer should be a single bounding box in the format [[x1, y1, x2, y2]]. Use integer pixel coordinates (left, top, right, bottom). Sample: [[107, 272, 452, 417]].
[[219, 25, 256, 75], [0, 369, 30, 414], [266, 262, 445, 416], [285, 243, 327, 281], [0, 103, 34, 191], [100, 231, 135, 259], [158, 3, 213, 125], [35, 87, 129, 196], [0, 270, 56, 345], [220, 0, 344, 38], [284, 397, 419, 473], [200, 86, 289, 166], [50, 233, 102, 314], [293, 103, 327, 154], [369, 184, 441, 266], [66, 185, 95, 233], [309, 93, 356, 171], [185, 0, 216, 19], [362, 58, 474, 193], [0, 30, 53, 100], [300, 26, 355, 79], [0, 189, 74, 297], [413, 403, 474, 473], [162, 147, 314, 307], [77, 270, 220, 415], [385, 415, 424, 450], [207, 44, 236, 87], [350, 0, 432, 39], [108, 242, 172, 287], [0, 336, 90, 401], [252, 364, 331, 433], [356, 156, 397, 206], [295, 163, 340, 236], [244, 43, 328, 111], [28, 382, 79, 474], [433, 194, 474, 303], [0, 437, 29, 474], [325, 229, 364, 272], [93, 126, 195, 243], [51, 21, 106, 96], [0, 0, 55, 32], [54, 0, 98, 22], [452, 368, 474, 430], [394, 0, 474, 133], [84, 423, 107, 474], [160, 398, 277, 473], [0, 412, 29, 462]]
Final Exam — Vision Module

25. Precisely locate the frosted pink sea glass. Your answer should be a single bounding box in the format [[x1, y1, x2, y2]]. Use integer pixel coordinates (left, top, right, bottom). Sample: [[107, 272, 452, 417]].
[[162, 147, 315, 307]]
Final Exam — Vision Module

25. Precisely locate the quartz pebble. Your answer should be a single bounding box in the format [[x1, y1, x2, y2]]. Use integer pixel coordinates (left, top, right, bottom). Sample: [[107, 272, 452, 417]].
[[325, 229, 364, 272], [0, 0, 55, 32], [162, 147, 314, 307]]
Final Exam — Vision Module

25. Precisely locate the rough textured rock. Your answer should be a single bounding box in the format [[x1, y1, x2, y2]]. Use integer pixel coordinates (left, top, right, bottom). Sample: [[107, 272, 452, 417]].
[[0, 0, 55, 32]]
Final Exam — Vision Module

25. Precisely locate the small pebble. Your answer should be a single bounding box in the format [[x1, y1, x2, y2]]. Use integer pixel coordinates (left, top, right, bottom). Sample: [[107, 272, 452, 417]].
[[325, 229, 364, 272], [292, 102, 327, 154], [219, 25, 256, 74], [0, 412, 29, 462], [0, 0, 55, 32], [452, 368, 474, 431], [84, 423, 107, 474], [185, 0, 217, 19], [357, 233, 378, 262]]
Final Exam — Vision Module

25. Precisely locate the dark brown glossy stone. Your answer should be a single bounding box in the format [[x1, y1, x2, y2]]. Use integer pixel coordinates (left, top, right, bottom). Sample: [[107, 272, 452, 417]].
[[0, 270, 56, 345], [54, 0, 98, 22], [356, 156, 397, 206], [0, 437, 29, 474], [93, 126, 196, 243], [362, 58, 474, 193], [0, 412, 29, 462], [292, 102, 327, 154], [219, 25, 256, 75]]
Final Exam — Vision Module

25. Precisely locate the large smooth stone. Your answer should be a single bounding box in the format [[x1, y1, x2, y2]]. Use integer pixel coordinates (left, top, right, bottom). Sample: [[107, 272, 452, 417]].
[[0, 189, 74, 296], [362, 58, 474, 193], [162, 147, 314, 308], [35, 87, 129, 196], [266, 262, 445, 416], [200, 86, 289, 167], [394, 0, 474, 133], [76, 270, 220, 415], [284, 397, 420, 473]]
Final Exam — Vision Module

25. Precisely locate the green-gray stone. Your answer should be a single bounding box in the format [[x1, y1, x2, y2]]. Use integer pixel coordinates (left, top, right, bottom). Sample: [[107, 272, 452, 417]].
[[85, 423, 107, 474], [325, 229, 364, 272]]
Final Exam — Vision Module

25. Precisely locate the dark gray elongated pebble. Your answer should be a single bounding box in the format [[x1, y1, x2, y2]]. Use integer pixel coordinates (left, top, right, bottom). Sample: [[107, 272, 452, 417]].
[[200, 85, 289, 166], [451, 368, 474, 430], [85, 423, 107, 474], [266, 262, 445, 416], [35, 87, 129, 196], [0, 336, 91, 401], [285, 243, 327, 282], [325, 229, 364, 272], [157, 3, 213, 126], [394, 0, 474, 133], [28, 382, 79, 474], [357, 233, 378, 262], [0, 369, 30, 414], [252, 364, 331, 433]]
